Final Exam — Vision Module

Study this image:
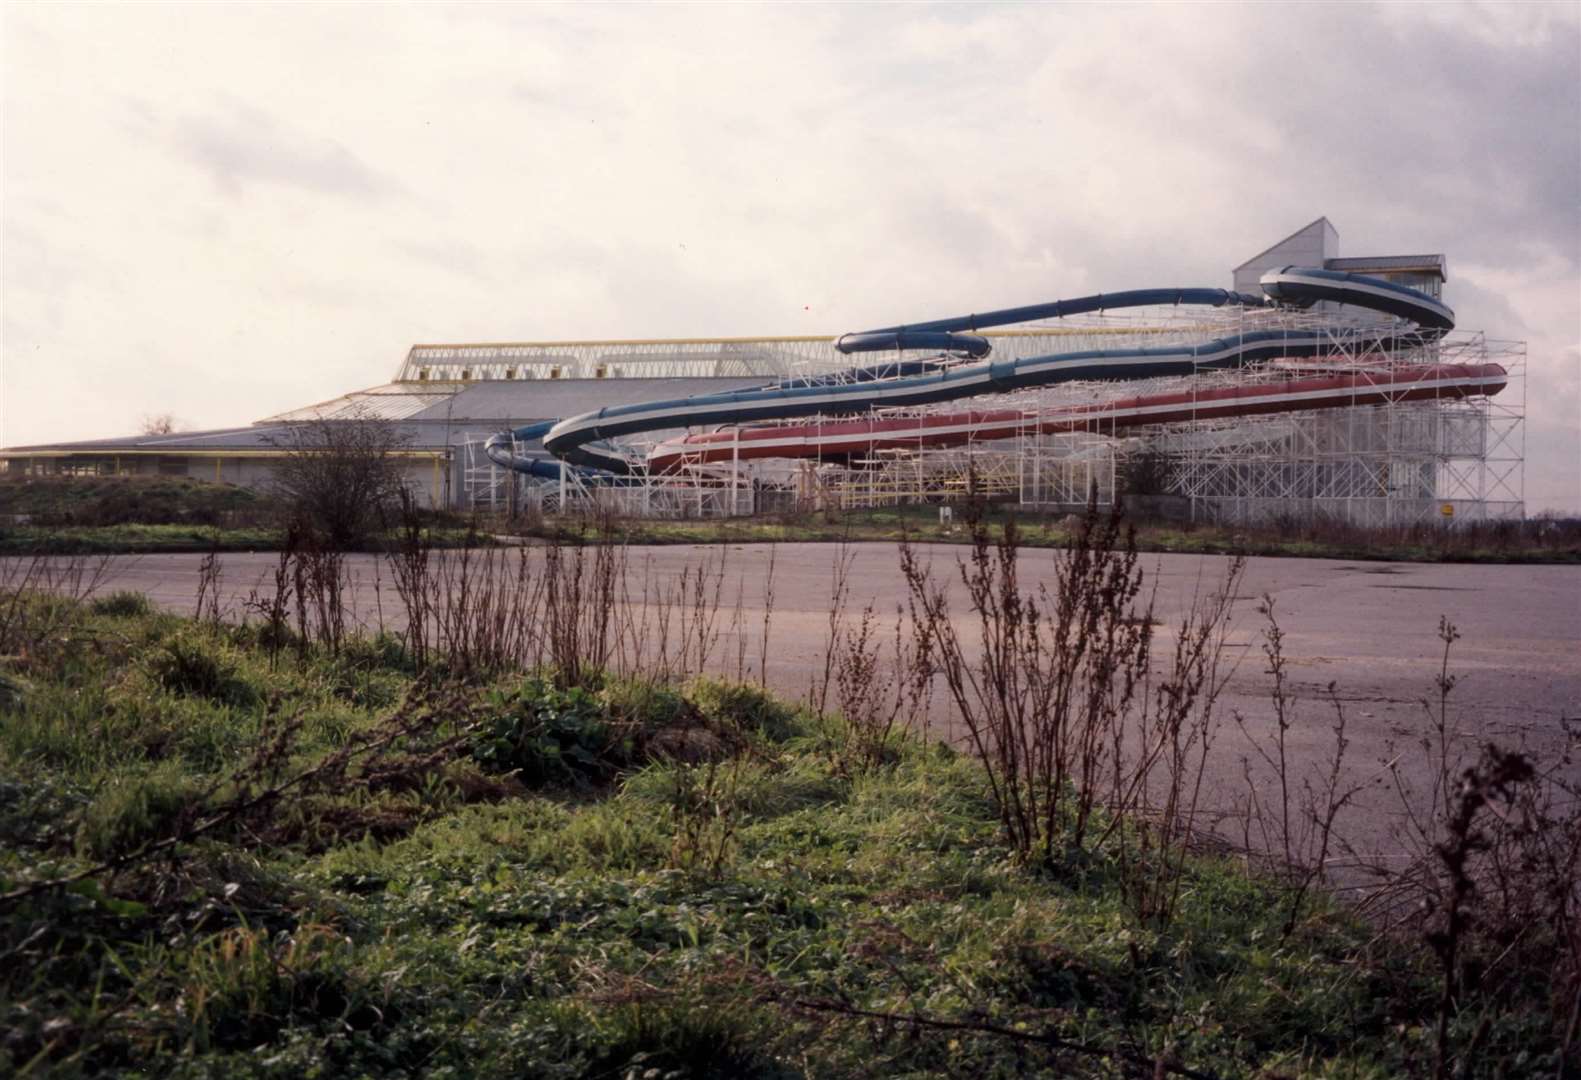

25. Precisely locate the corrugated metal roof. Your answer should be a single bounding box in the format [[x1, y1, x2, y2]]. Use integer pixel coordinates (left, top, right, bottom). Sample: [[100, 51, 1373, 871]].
[[262, 383, 464, 423], [2, 423, 448, 455], [1, 426, 280, 454], [2, 377, 774, 456], [253, 377, 773, 426]]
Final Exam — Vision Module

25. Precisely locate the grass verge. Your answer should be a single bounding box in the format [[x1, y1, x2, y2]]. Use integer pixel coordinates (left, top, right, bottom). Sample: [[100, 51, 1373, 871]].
[[1, 594, 1571, 1077], [507, 504, 1581, 564]]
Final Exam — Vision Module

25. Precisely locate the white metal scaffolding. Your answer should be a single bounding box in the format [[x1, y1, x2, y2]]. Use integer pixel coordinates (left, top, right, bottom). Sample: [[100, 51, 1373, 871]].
[[459, 307, 1525, 527]]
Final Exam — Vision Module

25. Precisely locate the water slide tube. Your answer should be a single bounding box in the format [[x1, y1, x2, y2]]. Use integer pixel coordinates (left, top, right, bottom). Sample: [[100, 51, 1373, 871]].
[[645, 363, 1506, 470], [487, 267, 1476, 477], [481, 360, 950, 476]]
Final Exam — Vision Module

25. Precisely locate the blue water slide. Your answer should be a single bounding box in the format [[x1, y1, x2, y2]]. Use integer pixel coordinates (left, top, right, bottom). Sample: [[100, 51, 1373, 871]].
[[833, 287, 1266, 358], [488, 267, 1453, 477], [482, 362, 955, 477], [482, 421, 629, 482]]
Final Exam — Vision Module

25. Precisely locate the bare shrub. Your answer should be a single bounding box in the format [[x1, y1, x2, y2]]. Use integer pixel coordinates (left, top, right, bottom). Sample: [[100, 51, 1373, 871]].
[[242, 544, 296, 667], [1344, 619, 1581, 1076], [1102, 548, 1243, 926], [899, 502, 1151, 861], [432, 544, 548, 678], [384, 505, 625, 684], [388, 490, 433, 668], [1234, 596, 1367, 941], [812, 543, 855, 718], [898, 500, 1243, 923], [756, 545, 776, 690], [616, 545, 730, 684], [823, 604, 931, 774], [292, 537, 349, 657], [540, 528, 623, 688], [194, 545, 224, 626], [263, 410, 413, 550]]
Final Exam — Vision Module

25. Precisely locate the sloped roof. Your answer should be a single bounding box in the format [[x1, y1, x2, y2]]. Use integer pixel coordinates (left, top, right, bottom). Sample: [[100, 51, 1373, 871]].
[[2, 378, 778, 456], [258, 377, 773, 426], [1233, 217, 1337, 272]]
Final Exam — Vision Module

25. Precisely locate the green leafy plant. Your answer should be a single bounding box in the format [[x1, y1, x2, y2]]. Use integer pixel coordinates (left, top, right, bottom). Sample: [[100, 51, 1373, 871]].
[[89, 591, 154, 618], [471, 676, 628, 786]]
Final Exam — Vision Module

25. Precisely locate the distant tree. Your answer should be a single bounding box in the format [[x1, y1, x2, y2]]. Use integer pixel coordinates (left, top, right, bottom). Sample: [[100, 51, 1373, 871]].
[[140, 413, 184, 435], [1119, 446, 1178, 497], [263, 410, 413, 549]]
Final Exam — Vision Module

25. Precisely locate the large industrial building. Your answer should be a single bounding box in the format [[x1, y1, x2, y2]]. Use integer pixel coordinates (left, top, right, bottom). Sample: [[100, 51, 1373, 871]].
[[0, 219, 1525, 526]]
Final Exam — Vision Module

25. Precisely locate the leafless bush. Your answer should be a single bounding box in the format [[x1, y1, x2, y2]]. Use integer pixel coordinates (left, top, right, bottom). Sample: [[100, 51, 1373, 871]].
[[616, 546, 730, 684], [1234, 597, 1367, 941], [756, 545, 776, 689], [384, 505, 627, 684], [263, 410, 413, 549], [1341, 618, 1581, 1076], [388, 491, 434, 667], [812, 543, 856, 718], [194, 546, 224, 626], [233, 523, 354, 661], [541, 529, 623, 687], [292, 538, 349, 656], [242, 544, 295, 667], [432, 544, 549, 678], [1102, 549, 1243, 926], [139, 413, 184, 436], [826, 606, 930, 773], [899, 502, 1149, 861], [898, 500, 1243, 922]]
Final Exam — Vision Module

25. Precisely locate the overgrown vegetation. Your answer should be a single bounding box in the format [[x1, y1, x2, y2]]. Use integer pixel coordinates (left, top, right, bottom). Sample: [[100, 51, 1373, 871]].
[[0, 475, 269, 528], [0, 469, 476, 555], [262, 412, 415, 550], [504, 502, 1581, 564], [0, 508, 1575, 1078]]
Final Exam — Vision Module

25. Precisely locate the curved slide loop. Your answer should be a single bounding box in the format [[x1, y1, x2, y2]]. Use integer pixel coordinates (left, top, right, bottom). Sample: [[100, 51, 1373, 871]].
[[536, 269, 1458, 473], [484, 268, 1465, 478], [483, 361, 958, 477], [833, 286, 1265, 358], [483, 421, 637, 481], [1261, 267, 1455, 331]]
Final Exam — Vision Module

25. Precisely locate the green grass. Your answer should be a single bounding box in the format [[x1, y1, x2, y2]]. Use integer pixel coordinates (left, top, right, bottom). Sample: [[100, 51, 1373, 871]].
[[0, 601, 1568, 1077], [0, 522, 283, 555]]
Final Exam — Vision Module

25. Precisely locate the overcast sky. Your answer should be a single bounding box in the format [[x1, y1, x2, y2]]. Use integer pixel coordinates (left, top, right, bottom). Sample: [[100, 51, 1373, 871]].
[[3, 2, 1578, 510]]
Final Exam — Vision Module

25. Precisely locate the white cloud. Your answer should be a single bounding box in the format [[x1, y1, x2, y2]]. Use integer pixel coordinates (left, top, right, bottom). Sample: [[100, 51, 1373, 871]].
[[3, 2, 1577, 508]]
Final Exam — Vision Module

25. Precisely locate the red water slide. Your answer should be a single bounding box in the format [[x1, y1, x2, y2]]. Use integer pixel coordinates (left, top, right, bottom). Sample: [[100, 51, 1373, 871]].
[[647, 363, 1507, 472]]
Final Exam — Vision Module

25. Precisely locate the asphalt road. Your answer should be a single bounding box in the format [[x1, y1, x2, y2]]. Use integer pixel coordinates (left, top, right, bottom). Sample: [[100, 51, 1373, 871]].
[[33, 543, 1581, 865]]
